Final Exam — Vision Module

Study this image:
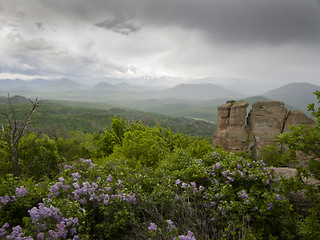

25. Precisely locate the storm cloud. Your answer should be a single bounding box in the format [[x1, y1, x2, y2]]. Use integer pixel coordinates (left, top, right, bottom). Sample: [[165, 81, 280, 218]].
[[1, 0, 320, 88]]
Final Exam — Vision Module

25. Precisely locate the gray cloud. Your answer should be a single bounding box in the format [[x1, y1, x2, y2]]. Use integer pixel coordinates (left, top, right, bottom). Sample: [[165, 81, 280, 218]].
[[37, 0, 320, 45], [95, 17, 140, 35], [1, 0, 320, 87]]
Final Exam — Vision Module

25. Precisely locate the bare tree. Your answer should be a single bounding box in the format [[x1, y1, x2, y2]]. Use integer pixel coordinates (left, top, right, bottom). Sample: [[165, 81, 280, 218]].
[[0, 94, 39, 177]]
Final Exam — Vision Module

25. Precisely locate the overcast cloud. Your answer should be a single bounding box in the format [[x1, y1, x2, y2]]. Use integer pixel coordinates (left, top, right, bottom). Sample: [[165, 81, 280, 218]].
[[0, 0, 320, 88]]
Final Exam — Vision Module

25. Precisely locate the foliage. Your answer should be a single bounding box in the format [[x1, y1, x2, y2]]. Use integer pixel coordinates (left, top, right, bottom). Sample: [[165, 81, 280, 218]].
[[277, 90, 320, 179], [1, 101, 320, 239], [19, 133, 65, 180], [258, 143, 292, 167]]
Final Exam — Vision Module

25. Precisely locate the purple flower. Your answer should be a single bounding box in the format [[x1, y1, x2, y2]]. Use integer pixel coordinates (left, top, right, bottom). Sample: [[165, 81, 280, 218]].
[[178, 230, 196, 240], [190, 182, 196, 188], [58, 177, 64, 182], [148, 222, 157, 231], [227, 176, 234, 182], [129, 193, 136, 204], [175, 179, 182, 185], [106, 175, 112, 182], [237, 164, 242, 170], [199, 186, 205, 192], [37, 232, 45, 239], [1, 195, 11, 205], [181, 182, 188, 189], [2, 223, 9, 229], [118, 179, 123, 187], [215, 162, 221, 169], [218, 206, 222, 212], [238, 190, 249, 199], [167, 220, 176, 231], [276, 194, 281, 200], [267, 202, 273, 210], [72, 172, 81, 179], [15, 186, 28, 197]]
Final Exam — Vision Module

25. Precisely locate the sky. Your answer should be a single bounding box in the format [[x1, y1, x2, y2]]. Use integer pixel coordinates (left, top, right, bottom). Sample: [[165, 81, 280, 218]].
[[1, 0, 320, 89]]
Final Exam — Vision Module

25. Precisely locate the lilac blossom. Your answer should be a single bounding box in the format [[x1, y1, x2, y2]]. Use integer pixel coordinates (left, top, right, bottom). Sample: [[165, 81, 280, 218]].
[[215, 162, 221, 169], [178, 230, 196, 240], [15, 186, 28, 197], [0, 223, 9, 238], [181, 182, 188, 189], [238, 190, 249, 199], [148, 222, 157, 231], [175, 179, 181, 185], [237, 164, 242, 170], [0, 195, 11, 205], [166, 220, 176, 231], [71, 172, 81, 179], [106, 175, 112, 182]]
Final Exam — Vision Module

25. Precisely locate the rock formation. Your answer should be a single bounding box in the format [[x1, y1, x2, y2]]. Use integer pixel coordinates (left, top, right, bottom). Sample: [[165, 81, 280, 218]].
[[283, 110, 316, 132], [247, 101, 287, 149], [212, 101, 249, 151], [213, 100, 316, 152]]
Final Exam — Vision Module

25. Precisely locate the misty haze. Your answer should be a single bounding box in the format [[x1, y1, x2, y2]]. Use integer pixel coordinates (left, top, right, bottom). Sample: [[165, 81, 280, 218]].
[[1, 1, 320, 239]]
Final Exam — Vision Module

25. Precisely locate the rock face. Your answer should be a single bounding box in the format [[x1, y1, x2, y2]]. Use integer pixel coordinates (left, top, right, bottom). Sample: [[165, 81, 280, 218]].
[[213, 100, 315, 152], [283, 110, 316, 132], [212, 101, 249, 151], [247, 101, 287, 149]]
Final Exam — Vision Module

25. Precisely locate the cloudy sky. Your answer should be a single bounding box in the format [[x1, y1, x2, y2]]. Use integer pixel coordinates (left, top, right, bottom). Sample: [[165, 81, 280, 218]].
[[1, 0, 320, 89]]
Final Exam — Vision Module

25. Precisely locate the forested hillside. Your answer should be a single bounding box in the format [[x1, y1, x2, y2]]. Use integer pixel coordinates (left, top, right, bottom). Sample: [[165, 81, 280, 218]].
[[0, 96, 216, 139], [0, 92, 319, 239]]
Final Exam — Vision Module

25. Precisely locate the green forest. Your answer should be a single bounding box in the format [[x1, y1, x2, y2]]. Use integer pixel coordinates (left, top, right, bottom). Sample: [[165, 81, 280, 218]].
[[0, 92, 320, 239]]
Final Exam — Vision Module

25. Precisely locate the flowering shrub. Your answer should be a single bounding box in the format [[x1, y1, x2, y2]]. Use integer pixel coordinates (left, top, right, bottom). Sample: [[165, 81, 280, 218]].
[[0, 115, 318, 239], [0, 159, 137, 239], [146, 220, 196, 240]]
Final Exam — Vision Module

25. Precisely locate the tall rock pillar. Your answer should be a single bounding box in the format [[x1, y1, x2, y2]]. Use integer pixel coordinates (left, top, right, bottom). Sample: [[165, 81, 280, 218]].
[[247, 101, 287, 149], [213, 101, 249, 151]]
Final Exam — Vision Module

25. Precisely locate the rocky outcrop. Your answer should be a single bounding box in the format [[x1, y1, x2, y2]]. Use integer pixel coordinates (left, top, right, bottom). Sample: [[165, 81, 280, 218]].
[[247, 101, 287, 149], [212, 101, 249, 151], [283, 110, 316, 132], [213, 100, 315, 152]]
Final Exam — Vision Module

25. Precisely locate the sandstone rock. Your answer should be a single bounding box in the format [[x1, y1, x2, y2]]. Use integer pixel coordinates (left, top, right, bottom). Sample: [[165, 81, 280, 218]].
[[213, 101, 249, 151], [247, 101, 287, 149], [213, 100, 315, 153], [283, 110, 316, 132]]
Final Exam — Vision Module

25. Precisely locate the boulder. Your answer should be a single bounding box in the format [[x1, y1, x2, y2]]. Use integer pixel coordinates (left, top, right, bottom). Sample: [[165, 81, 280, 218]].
[[283, 110, 316, 132], [247, 101, 287, 149]]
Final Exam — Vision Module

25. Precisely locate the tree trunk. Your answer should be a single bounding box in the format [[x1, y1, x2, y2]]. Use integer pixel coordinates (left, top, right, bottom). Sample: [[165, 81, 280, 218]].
[[12, 145, 19, 177]]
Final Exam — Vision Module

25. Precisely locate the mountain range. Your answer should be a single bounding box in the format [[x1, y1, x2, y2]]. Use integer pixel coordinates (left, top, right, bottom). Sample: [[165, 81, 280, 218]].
[[0, 78, 319, 122]]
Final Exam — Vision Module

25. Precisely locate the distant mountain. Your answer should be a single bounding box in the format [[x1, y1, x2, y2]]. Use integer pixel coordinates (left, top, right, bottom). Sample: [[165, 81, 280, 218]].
[[92, 82, 148, 92], [263, 82, 320, 110], [152, 83, 246, 101], [39, 78, 88, 91], [91, 82, 119, 92]]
